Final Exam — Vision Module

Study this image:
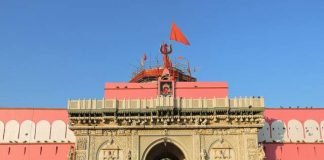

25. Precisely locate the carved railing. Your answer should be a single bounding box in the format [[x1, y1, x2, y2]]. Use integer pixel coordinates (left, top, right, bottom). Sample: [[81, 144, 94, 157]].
[[68, 96, 264, 110]]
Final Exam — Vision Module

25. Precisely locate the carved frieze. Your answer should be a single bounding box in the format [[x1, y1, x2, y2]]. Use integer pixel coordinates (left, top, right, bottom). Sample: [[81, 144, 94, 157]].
[[76, 151, 86, 160], [77, 137, 87, 150]]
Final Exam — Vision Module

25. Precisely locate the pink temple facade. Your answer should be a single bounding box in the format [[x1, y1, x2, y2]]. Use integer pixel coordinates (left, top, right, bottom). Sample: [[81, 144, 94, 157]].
[[1, 43, 322, 160], [1, 104, 324, 160]]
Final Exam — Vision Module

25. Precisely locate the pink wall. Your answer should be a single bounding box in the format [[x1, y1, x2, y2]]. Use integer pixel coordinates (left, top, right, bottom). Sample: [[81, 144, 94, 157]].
[[264, 108, 324, 124], [104, 82, 157, 99], [0, 143, 74, 160], [0, 108, 69, 124], [104, 81, 228, 99], [264, 143, 324, 160], [175, 82, 228, 98], [263, 109, 324, 160]]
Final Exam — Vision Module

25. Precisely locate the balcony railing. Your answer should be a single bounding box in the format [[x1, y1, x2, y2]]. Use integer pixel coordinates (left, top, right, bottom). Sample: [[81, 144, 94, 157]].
[[68, 96, 264, 110]]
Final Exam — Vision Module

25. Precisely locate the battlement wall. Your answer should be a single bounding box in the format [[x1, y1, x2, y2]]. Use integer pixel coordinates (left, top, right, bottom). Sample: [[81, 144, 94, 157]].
[[68, 97, 264, 110]]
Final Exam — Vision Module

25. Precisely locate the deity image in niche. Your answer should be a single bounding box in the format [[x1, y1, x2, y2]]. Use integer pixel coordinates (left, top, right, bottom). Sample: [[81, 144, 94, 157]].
[[160, 81, 173, 96]]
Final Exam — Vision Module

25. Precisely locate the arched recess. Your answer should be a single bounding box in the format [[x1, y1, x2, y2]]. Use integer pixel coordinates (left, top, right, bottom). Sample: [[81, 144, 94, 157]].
[[51, 120, 66, 142], [321, 121, 324, 140], [258, 122, 271, 142], [66, 124, 76, 142], [0, 121, 4, 142], [96, 138, 123, 160], [19, 120, 36, 142], [4, 120, 19, 142], [271, 120, 288, 142], [208, 138, 236, 160], [142, 138, 188, 160], [304, 120, 320, 142], [35, 120, 50, 142], [288, 119, 304, 142]]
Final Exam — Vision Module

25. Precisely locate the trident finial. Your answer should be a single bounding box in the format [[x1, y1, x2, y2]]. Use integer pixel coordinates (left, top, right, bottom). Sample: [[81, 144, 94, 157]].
[[160, 43, 172, 69], [160, 43, 172, 55]]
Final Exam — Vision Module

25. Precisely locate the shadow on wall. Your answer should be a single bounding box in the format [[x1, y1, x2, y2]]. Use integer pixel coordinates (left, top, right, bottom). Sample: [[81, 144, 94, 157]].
[[258, 117, 284, 160]]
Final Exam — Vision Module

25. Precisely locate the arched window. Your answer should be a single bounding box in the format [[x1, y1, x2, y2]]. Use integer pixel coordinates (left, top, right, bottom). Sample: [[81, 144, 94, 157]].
[[288, 119, 303, 142], [271, 120, 288, 142], [51, 120, 66, 142], [4, 120, 19, 142], [19, 120, 36, 142], [258, 122, 271, 142], [35, 120, 50, 142], [304, 120, 320, 142]]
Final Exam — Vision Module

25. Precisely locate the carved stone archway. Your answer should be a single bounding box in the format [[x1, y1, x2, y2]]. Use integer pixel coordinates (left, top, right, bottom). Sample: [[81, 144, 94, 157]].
[[145, 142, 185, 160], [143, 138, 187, 160]]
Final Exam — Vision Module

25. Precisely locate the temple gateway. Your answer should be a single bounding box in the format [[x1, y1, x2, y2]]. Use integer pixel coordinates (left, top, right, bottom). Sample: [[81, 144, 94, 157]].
[[67, 43, 265, 160]]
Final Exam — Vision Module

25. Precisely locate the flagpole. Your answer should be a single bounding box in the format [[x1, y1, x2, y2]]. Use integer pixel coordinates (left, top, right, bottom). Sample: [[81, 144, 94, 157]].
[[149, 49, 152, 69]]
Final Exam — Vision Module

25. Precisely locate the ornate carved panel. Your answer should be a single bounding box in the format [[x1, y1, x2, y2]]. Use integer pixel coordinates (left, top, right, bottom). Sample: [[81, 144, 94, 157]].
[[209, 139, 235, 160], [97, 138, 123, 160], [77, 137, 88, 150]]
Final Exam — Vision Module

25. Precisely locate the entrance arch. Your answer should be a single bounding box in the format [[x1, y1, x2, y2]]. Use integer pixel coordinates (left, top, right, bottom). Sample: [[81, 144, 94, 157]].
[[144, 141, 186, 160]]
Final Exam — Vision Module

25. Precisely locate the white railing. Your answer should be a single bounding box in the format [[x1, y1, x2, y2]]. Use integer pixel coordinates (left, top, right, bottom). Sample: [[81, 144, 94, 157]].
[[68, 96, 264, 110]]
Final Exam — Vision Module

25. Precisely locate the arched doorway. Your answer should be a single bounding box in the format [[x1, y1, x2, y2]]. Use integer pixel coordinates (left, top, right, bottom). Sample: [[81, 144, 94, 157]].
[[145, 142, 186, 160]]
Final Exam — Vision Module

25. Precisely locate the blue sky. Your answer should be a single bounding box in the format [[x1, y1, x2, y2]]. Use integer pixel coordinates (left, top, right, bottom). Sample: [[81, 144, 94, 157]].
[[0, 0, 323, 108]]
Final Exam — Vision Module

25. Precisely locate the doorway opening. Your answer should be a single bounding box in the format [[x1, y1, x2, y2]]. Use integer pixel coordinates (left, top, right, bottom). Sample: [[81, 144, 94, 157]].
[[145, 142, 185, 160]]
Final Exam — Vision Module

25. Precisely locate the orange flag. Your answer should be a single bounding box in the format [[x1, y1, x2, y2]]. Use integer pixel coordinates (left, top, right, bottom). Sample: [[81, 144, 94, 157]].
[[170, 22, 190, 46]]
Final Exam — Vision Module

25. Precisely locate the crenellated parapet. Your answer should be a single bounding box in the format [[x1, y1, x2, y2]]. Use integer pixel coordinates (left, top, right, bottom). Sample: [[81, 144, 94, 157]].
[[67, 96, 264, 131], [68, 96, 264, 110]]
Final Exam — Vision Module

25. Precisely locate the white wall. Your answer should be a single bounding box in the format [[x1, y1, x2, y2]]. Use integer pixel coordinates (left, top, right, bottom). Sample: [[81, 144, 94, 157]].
[[66, 124, 76, 142], [51, 120, 66, 142], [288, 119, 304, 142], [4, 120, 19, 142], [35, 120, 51, 142], [304, 120, 320, 142], [19, 120, 36, 143], [0, 121, 4, 142]]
